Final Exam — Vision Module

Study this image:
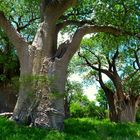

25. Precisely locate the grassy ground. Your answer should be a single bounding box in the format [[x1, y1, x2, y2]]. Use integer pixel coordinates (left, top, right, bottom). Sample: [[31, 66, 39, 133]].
[[0, 117, 140, 140]]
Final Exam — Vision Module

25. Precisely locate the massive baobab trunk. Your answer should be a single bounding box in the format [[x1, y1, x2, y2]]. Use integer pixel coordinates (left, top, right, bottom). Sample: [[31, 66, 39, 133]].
[[0, 0, 77, 130], [13, 54, 68, 129], [11, 20, 71, 129]]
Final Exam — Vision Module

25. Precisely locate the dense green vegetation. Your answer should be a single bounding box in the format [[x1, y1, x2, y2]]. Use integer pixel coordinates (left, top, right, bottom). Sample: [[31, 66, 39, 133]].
[[0, 117, 140, 140]]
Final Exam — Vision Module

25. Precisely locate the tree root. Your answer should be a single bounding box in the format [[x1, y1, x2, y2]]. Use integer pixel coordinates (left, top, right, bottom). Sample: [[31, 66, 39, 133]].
[[0, 112, 13, 118]]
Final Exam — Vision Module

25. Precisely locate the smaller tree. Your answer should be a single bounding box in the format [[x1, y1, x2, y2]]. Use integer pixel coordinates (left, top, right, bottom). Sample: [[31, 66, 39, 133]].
[[78, 34, 140, 122]]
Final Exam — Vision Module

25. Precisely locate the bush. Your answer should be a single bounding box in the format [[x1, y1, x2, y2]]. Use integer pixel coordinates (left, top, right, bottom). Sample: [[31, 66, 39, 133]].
[[70, 101, 107, 119], [70, 102, 86, 118]]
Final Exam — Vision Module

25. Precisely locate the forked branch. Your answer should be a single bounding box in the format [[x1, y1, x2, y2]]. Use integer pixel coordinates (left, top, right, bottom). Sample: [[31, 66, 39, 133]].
[[0, 11, 28, 54]]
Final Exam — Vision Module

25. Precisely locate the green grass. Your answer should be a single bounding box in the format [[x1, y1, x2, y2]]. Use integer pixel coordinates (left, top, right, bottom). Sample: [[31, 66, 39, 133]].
[[0, 117, 140, 140]]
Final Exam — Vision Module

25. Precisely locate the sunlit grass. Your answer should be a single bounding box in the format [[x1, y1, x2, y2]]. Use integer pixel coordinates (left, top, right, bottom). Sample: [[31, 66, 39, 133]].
[[0, 117, 140, 140]]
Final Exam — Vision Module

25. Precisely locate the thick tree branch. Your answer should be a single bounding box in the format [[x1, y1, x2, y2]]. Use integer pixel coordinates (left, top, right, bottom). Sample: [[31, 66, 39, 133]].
[[106, 56, 112, 71], [133, 48, 140, 70], [41, 0, 77, 22], [78, 51, 114, 99], [97, 55, 114, 95], [59, 10, 93, 21], [10, 14, 39, 33], [78, 52, 113, 79], [55, 20, 95, 53], [56, 20, 95, 33], [105, 48, 123, 98], [107, 50, 124, 100], [0, 12, 28, 54], [17, 18, 39, 32], [112, 47, 119, 72], [63, 24, 140, 61], [78, 49, 124, 100], [98, 70, 114, 98]]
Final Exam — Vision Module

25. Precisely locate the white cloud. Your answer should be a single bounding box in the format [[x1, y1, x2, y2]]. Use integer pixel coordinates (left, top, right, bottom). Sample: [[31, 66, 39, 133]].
[[83, 86, 98, 101], [68, 73, 82, 82]]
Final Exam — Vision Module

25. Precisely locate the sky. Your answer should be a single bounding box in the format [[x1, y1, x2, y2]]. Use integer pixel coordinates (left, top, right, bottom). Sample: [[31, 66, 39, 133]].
[[68, 73, 98, 101], [69, 73, 109, 101]]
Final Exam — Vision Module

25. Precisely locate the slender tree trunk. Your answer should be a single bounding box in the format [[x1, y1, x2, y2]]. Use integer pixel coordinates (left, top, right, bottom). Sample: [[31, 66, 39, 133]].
[[64, 97, 70, 118]]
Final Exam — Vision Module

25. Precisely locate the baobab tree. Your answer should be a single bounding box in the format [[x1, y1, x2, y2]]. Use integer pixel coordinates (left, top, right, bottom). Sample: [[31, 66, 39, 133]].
[[78, 34, 140, 122], [0, 0, 139, 129]]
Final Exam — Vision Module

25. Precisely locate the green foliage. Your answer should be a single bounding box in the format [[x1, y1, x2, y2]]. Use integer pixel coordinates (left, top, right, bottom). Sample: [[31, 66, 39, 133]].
[[62, 0, 94, 21], [136, 108, 140, 123], [0, 0, 39, 16], [0, 117, 140, 140], [65, 118, 140, 140], [93, 0, 140, 31], [65, 81, 83, 96], [0, 0, 40, 41], [65, 80, 106, 119], [70, 101, 86, 118], [0, 31, 20, 84], [79, 33, 140, 96], [0, 75, 6, 82], [124, 72, 140, 96], [60, 0, 140, 38], [96, 88, 108, 110], [70, 97, 107, 119]]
